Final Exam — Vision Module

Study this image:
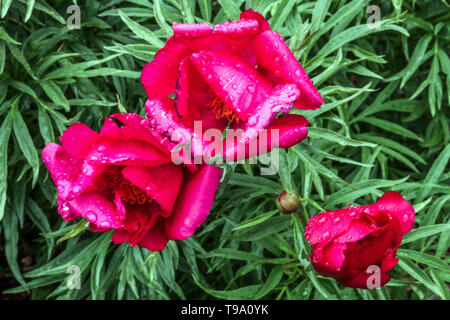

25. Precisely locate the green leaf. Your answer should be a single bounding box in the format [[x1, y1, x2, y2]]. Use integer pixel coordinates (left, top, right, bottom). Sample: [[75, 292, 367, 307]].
[[39, 80, 70, 111], [402, 224, 450, 244], [271, 0, 299, 31], [0, 108, 14, 221], [397, 258, 441, 297], [2, 210, 27, 287], [254, 266, 284, 299], [217, 0, 241, 20], [6, 43, 37, 80], [416, 144, 450, 202], [118, 10, 165, 48], [359, 117, 424, 142], [0, 26, 21, 44], [308, 128, 376, 148], [1, 0, 13, 18], [12, 107, 40, 185], [232, 210, 278, 231], [24, 0, 36, 22], [57, 220, 90, 244]]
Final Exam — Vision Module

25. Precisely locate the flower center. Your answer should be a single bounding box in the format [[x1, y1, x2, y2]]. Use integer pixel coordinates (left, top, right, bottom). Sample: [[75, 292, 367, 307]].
[[104, 166, 152, 205], [207, 92, 240, 123]]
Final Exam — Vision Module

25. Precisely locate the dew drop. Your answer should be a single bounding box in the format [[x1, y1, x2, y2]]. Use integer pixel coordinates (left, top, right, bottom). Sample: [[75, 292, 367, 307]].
[[86, 211, 97, 223], [99, 220, 112, 228]]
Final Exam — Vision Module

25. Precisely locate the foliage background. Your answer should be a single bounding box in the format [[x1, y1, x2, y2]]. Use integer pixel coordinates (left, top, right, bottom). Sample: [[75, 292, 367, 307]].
[[0, 0, 449, 300]]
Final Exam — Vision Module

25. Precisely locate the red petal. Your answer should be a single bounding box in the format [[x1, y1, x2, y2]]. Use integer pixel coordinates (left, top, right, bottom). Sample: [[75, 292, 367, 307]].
[[305, 207, 360, 245], [333, 212, 380, 243], [376, 191, 415, 235], [110, 113, 172, 156], [237, 84, 300, 144], [138, 217, 170, 251], [42, 143, 81, 199], [165, 165, 222, 240], [190, 50, 273, 121], [338, 269, 392, 289], [86, 137, 169, 167], [68, 191, 123, 229], [342, 222, 400, 271], [173, 22, 213, 38], [267, 114, 309, 149], [313, 243, 347, 271], [213, 19, 260, 37], [121, 164, 183, 213], [60, 123, 98, 159], [254, 31, 324, 110], [240, 9, 270, 32], [174, 57, 212, 126], [141, 37, 189, 98]]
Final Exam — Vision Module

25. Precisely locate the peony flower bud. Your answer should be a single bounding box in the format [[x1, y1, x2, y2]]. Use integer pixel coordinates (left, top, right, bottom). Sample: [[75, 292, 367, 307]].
[[304, 191, 415, 289], [277, 191, 301, 214]]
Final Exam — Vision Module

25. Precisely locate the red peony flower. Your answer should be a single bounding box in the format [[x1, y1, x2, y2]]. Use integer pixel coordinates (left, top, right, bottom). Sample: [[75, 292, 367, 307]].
[[304, 191, 415, 289], [42, 113, 222, 251], [141, 9, 323, 162]]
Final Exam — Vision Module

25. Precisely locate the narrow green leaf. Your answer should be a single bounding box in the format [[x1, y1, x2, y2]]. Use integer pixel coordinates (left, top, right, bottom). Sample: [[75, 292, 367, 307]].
[[12, 108, 40, 185], [402, 224, 450, 244], [118, 10, 164, 48]]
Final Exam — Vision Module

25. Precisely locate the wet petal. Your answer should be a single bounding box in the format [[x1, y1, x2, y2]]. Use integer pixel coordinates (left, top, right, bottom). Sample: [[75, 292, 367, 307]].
[[42, 143, 81, 199], [60, 123, 98, 159], [173, 22, 213, 38], [342, 222, 400, 271], [376, 191, 415, 235], [145, 98, 207, 159], [213, 19, 260, 37], [238, 84, 300, 143], [110, 113, 172, 156], [57, 198, 78, 221], [240, 9, 270, 32], [305, 207, 361, 245], [313, 243, 347, 271], [190, 50, 273, 120], [174, 57, 212, 125], [165, 165, 222, 240], [66, 162, 104, 200], [86, 137, 170, 167], [333, 212, 380, 243], [68, 191, 123, 229], [254, 30, 324, 110], [141, 37, 189, 98], [266, 114, 309, 149]]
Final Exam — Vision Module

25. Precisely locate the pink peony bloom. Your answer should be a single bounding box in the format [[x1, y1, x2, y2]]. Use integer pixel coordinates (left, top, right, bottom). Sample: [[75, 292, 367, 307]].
[[141, 9, 323, 162], [42, 113, 222, 251], [304, 191, 415, 289]]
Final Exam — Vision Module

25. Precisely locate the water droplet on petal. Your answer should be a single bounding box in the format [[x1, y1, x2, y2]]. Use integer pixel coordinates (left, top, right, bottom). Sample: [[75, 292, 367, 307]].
[[99, 220, 111, 228], [86, 211, 97, 223]]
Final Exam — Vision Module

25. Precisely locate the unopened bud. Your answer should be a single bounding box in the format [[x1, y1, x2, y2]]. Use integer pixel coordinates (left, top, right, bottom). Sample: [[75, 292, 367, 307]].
[[277, 191, 301, 214]]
